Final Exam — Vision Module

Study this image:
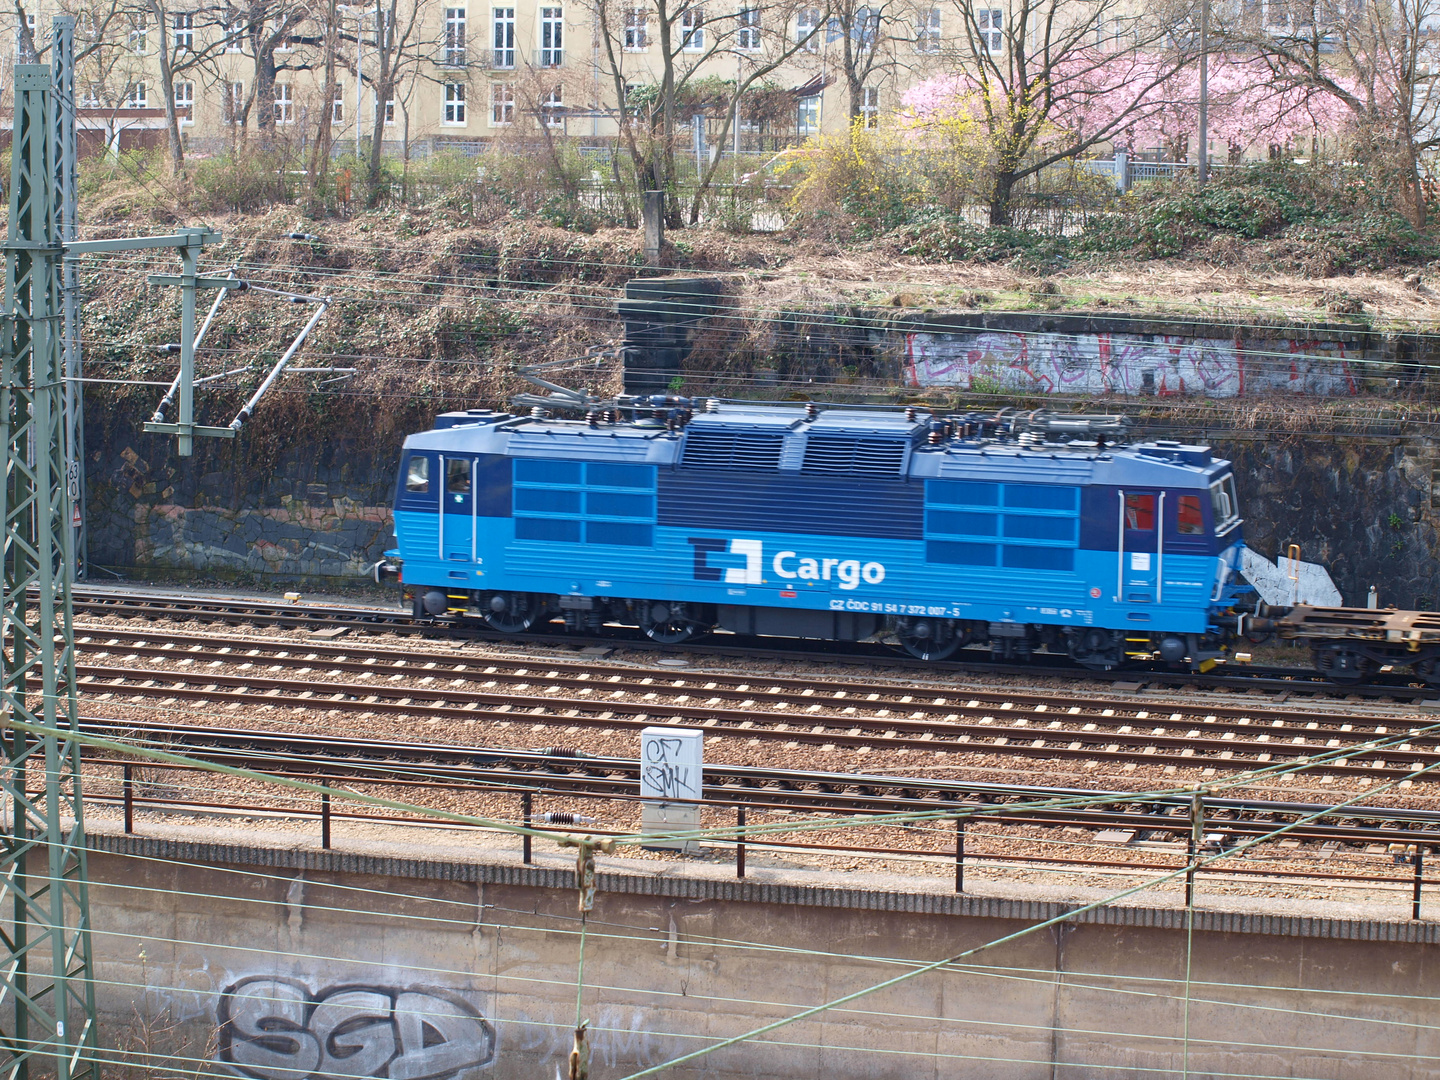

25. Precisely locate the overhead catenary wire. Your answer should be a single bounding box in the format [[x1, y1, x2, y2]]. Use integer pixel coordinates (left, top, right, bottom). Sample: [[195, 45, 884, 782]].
[[42, 837, 1440, 1037], [71, 250, 1411, 375], [613, 746, 1440, 1079], [6, 839, 1431, 1075]]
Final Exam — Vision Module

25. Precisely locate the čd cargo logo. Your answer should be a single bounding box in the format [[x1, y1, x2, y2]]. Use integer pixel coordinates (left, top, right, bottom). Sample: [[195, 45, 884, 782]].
[[689, 538, 885, 591]]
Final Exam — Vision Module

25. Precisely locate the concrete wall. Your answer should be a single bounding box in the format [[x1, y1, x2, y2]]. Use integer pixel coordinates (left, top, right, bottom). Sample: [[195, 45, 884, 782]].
[[85, 833, 1440, 1080], [903, 330, 1359, 396]]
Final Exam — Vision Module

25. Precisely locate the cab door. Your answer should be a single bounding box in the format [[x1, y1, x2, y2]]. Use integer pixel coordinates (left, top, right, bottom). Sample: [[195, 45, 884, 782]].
[[1121, 490, 1159, 602], [441, 456, 476, 564]]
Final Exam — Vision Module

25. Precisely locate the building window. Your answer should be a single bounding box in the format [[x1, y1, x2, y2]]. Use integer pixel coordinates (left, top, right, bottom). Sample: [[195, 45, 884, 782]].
[[977, 8, 1002, 51], [796, 7, 819, 48], [273, 18, 294, 50], [129, 14, 148, 53], [224, 80, 245, 123], [443, 82, 466, 124], [125, 82, 148, 108], [79, 87, 101, 108], [444, 7, 467, 66], [624, 8, 647, 49], [542, 85, 564, 126], [681, 5, 704, 49], [737, 7, 760, 48], [492, 6, 514, 67], [173, 12, 194, 49], [854, 5, 878, 44], [916, 7, 940, 51], [332, 91, 344, 122], [384, 97, 397, 124], [797, 93, 819, 133], [175, 81, 194, 123], [861, 85, 879, 127], [273, 83, 293, 123], [224, 18, 244, 52], [490, 82, 514, 125], [540, 7, 563, 65]]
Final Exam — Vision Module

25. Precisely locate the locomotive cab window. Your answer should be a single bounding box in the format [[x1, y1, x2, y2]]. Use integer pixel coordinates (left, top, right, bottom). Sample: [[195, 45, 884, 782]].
[[447, 458, 471, 493], [1210, 475, 1241, 535], [405, 455, 430, 492], [1177, 494, 1204, 535], [1124, 493, 1156, 530]]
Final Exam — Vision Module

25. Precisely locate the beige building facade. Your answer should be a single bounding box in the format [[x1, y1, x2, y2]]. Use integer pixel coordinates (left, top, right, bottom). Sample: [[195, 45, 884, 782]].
[[4, 0, 962, 157]]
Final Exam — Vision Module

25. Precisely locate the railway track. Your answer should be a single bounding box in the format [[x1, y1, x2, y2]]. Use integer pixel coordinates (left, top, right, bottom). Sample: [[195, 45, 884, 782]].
[[67, 585, 1440, 702], [80, 718, 1440, 851], [72, 626, 1440, 781]]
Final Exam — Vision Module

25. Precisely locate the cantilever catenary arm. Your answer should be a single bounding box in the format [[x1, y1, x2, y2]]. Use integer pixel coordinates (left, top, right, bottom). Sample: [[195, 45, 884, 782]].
[[229, 296, 330, 431], [150, 270, 242, 424]]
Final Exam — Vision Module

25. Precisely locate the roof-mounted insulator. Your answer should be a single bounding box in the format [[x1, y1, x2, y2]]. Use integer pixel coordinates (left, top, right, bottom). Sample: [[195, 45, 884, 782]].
[[587, 410, 600, 428], [531, 406, 548, 419], [905, 406, 918, 421], [805, 402, 818, 420], [705, 398, 720, 413]]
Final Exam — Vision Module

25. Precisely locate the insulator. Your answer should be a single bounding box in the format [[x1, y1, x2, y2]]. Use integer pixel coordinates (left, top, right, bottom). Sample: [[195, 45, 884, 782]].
[[929, 430, 943, 444], [805, 402, 818, 419], [533, 811, 598, 826], [531, 406, 548, 419], [705, 398, 721, 413], [587, 411, 600, 428], [537, 746, 586, 757]]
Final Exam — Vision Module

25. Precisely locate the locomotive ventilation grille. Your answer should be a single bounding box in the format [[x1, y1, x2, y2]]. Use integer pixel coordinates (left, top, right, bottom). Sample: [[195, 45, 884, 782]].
[[802, 436, 909, 478], [681, 430, 786, 470]]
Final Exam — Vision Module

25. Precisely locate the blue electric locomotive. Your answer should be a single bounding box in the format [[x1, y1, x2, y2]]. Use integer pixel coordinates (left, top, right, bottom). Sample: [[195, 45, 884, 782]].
[[386, 400, 1255, 671]]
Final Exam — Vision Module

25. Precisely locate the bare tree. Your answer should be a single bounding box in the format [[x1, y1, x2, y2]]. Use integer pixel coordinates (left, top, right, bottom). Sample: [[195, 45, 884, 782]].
[[589, 0, 828, 223], [1211, 0, 1440, 226], [307, 0, 339, 194], [137, 0, 235, 174], [935, 0, 1194, 224], [359, 0, 439, 203], [813, 0, 905, 120]]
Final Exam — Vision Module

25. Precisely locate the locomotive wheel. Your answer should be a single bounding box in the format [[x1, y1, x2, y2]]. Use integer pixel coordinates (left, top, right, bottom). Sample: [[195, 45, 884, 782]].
[[482, 592, 541, 633], [1068, 628, 1123, 671], [640, 602, 708, 644], [897, 619, 965, 662]]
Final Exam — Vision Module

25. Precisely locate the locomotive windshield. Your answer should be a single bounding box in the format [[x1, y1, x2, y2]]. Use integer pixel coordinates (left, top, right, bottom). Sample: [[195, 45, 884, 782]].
[[1210, 475, 1241, 535]]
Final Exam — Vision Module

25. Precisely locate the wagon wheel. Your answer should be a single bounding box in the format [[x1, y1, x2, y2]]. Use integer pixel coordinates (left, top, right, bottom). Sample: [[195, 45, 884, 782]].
[[1314, 645, 1376, 684], [1415, 658, 1440, 688]]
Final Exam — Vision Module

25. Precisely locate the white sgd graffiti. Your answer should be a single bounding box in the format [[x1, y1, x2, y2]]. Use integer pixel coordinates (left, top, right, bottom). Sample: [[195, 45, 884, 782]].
[[216, 977, 496, 1080]]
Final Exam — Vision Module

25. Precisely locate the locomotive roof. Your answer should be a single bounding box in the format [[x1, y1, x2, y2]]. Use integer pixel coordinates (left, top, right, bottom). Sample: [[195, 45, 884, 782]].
[[406, 406, 1229, 487]]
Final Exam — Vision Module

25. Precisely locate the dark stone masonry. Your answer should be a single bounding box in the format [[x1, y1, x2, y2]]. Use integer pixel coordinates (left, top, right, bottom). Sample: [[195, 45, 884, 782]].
[[82, 398, 1440, 607]]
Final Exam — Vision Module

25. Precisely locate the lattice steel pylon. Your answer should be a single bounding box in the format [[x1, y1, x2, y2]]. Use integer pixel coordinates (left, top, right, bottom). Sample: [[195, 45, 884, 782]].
[[0, 62, 100, 1080]]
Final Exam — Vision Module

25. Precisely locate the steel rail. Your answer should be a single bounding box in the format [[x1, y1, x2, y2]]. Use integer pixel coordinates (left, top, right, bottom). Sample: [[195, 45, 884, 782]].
[[65, 585, 1440, 701], [74, 663, 1440, 779], [75, 629, 1436, 749], [80, 719, 1440, 850]]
